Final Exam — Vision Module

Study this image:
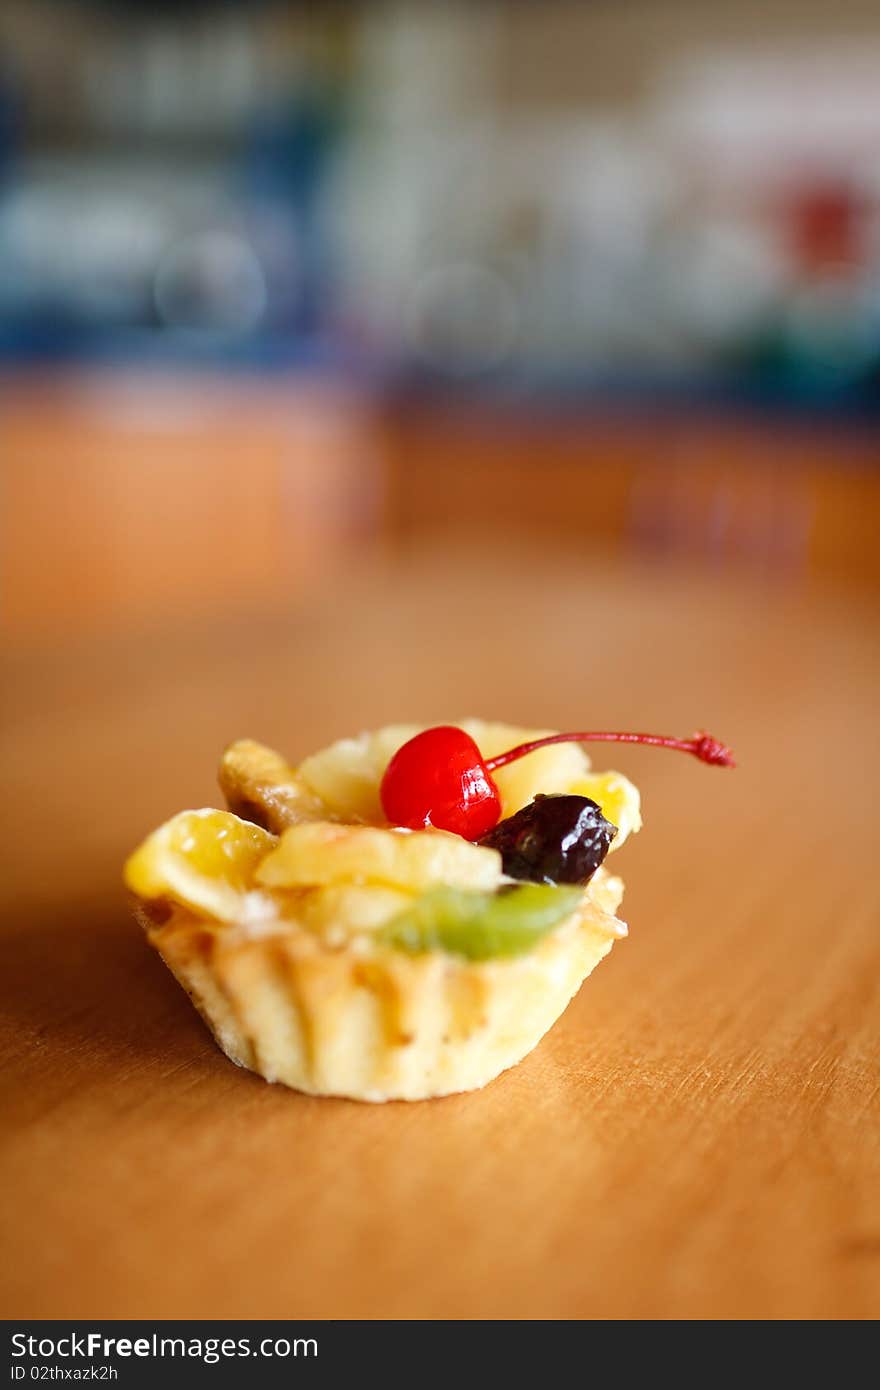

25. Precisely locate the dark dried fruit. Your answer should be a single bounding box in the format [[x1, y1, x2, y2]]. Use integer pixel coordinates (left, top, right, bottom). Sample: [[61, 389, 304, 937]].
[[478, 794, 617, 886]]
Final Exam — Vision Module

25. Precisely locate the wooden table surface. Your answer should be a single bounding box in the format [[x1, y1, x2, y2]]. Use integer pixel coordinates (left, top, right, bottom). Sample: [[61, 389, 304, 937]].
[[2, 537, 879, 1321]]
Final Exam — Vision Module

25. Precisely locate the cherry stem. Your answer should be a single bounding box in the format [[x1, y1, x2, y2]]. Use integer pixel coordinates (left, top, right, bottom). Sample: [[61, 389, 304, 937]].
[[484, 730, 736, 772]]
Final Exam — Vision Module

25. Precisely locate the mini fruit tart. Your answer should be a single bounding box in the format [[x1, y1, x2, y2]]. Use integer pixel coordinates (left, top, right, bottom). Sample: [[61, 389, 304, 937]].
[[125, 720, 732, 1101]]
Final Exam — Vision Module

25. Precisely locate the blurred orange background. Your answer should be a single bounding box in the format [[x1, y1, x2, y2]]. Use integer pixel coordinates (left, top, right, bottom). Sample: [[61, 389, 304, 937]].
[[2, 0, 880, 641]]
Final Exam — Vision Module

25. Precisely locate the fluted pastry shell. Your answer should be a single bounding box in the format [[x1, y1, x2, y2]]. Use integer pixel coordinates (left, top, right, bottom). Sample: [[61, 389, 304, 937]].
[[136, 870, 625, 1102]]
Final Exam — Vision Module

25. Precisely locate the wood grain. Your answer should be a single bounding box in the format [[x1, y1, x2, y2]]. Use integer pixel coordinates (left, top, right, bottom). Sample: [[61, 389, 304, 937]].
[[1, 538, 878, 1320]]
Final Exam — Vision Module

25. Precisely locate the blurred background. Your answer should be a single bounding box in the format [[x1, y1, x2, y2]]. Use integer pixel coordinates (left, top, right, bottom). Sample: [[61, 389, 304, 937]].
[[2, 0, 880, 639]]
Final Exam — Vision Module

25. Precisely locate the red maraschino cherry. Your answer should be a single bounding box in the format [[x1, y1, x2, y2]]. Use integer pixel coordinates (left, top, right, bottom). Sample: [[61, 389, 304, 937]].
[[380, 725, 735, 839]]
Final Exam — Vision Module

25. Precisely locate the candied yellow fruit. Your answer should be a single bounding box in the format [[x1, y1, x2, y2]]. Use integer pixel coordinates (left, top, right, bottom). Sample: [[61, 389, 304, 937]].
[[459, 720, 591, 819], [256, 820, 503, 893], [124, 809, 275, 922]]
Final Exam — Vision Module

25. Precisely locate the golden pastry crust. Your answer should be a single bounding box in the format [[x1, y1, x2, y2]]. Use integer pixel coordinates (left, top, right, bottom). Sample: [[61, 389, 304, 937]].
[[138, 869, 625, 1102]]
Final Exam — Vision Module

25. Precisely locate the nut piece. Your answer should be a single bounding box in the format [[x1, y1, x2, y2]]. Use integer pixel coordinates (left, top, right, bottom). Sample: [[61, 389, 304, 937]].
[[218, 739, 329, 834]]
